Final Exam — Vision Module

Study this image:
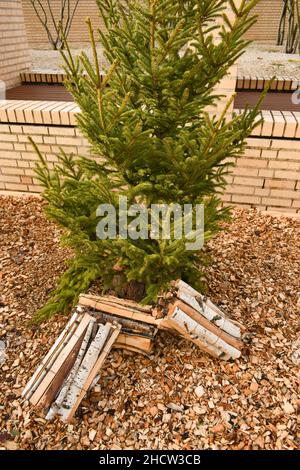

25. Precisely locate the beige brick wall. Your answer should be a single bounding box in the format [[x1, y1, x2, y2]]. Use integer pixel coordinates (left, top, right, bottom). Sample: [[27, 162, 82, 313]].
[[0, 104, 89, 192], [0, 0, 31, 89], [223, 137, 300, 215], [22, 0, 105, 48], [22, 0, 282, 48], [0, 101, 300, 215], [245, 0, 281, 44]]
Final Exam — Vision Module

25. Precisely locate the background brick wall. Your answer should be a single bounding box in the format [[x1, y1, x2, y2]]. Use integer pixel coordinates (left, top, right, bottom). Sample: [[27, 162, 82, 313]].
[[223, 137, 300, 215], [22, 0, 283, 48], [244, 0, 281, 44], [0, 0, 31, 89]]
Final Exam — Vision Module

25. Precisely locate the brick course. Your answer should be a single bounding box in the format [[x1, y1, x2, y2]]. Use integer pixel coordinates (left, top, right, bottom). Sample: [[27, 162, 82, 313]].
[[0, 1, 31, 89], [0, 100, 299, 215], [21, 0, 281, 48]]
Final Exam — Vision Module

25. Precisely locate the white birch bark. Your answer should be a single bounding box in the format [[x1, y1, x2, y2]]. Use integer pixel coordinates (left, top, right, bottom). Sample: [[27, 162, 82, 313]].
[[28, 313, 92, 406], [176, 280, 242, 338], [22, 311, 81, 400], [171, 307, 241, 359], [63, 323, 121, 422], [177, 290, 241, 339], [45, 318, 96, 419], [57, 323, 112, 420]]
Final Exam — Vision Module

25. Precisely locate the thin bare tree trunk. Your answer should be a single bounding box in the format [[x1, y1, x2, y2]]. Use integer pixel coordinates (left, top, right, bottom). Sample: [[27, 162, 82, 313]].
[[278, 0, 300, 54], [29, 0, 81, 50]]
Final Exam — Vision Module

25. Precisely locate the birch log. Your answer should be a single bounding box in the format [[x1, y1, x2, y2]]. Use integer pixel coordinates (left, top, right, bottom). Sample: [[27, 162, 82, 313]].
[[39, 330, 87, 409], [167, 305, 241, 360], [100, 295, 152, 313], [172, 300, 243, 351], [79, 294, 157, 326], [22, 311, 81, 400], [93, 310, 156, 335], [45, 318, 96, 419], [29, 313, 92, 406], [63, 323, 121, 422], [175, 280, 244, 336], [24, 312, 83, 404], [57, 323, 112, 421]]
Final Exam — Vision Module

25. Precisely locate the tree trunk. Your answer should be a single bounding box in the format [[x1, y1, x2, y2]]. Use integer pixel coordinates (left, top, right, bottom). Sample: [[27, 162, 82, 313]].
[[111, 275, 146, 302]]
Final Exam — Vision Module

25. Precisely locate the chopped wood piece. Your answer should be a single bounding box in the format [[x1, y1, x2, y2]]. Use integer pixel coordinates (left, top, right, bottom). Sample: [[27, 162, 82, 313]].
[[100, 295, 152, 313], [115, 333, 153, 354], [170, 300, 243, 351], [177, 289, 242, 339], [159, 315, 223, 359], [164, 306, 241, 360], [175, 280, 245, 331], [57, 322, 113, 422], [29, 313, 92, 406], [63, 323, 121, 422], [46, 318, 96, 416], [39, 329, 86, 410], [92, 309, 156, 336], [79, 294, 157, 326], [22, 311, 81, 400]]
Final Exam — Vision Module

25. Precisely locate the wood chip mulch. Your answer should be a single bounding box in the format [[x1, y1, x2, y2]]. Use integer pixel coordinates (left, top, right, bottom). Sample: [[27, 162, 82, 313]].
[[0, 195, 299, 450]]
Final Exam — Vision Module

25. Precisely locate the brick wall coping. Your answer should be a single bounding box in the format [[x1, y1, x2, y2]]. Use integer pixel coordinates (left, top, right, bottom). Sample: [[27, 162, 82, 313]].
[[1, 100, 300, 140], [20, 70, 105, 85], [0, 100, 79, 126], [234, 109, 300, 140], [236, 76, 299, 92], [19, 72, 300, 93], [21, 71, 66, 84]]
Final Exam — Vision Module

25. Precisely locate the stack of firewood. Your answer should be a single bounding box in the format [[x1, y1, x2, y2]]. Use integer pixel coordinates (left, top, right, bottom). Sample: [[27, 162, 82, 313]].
[[22, 311, 121, 422], [23, 281, 245, 422], [157, 280, 245, 360], [22, 297, 159, 422], [78, 294, 158, 355]]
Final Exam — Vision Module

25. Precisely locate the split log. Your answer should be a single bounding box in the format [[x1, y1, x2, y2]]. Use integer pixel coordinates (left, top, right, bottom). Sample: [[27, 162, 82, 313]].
[[170, 300, 243, 351], [29, 313, 92, 406], [55, 322, 113, 422], [91, 309, 156, 336], [157, 281, 244, 360], [39, 329, 87, 410], [22, 310, 81, 400], [101, 295, 152, 313], [162, 305, 241, 360], [79, 294, 157, 326], [62, 323, 121, 422], [175, 280, 245, 333], [115, 333, 153, 355], [46, 318, 96, 413]]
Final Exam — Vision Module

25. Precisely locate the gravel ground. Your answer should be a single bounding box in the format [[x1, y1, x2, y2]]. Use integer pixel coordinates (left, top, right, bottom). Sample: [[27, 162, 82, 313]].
[[30, 44, 300, 80], [238, 44, 300, 80], [30, 47, 109, 74], [0, 196, 299, 450]]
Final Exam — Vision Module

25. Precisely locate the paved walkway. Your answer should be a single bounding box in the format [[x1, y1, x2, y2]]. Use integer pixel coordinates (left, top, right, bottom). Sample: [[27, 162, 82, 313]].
[[235, 91, 298, 112], [6, 84, 299, 113], [6, 84, 72, 102]]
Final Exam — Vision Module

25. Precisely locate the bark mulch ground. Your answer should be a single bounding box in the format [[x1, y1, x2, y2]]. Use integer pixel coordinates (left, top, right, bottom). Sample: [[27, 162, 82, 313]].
[[0, 196, 299, 450]]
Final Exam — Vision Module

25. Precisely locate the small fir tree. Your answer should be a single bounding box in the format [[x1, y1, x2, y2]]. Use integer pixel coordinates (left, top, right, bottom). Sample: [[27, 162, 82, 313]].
[[33, 0, 263, 322]]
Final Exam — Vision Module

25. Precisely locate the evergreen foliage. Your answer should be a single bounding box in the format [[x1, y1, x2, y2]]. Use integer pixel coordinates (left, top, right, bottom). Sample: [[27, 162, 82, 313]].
[[33, 0, 263, 322]]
